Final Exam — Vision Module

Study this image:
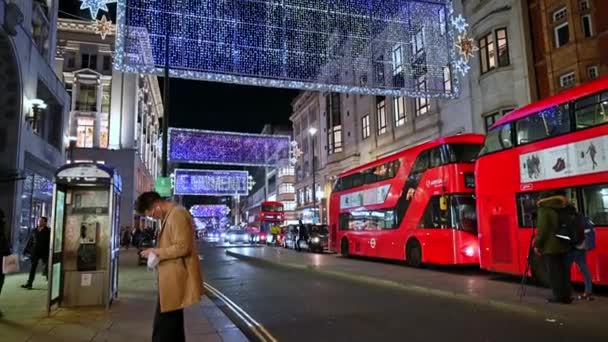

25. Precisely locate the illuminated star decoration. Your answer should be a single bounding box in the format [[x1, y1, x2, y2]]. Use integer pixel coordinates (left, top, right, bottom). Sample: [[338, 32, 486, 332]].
[[451, 14, 469, 34], [455, 33, 478, 62], [93, 15, 112, 40], [79, 0, 116, 19]]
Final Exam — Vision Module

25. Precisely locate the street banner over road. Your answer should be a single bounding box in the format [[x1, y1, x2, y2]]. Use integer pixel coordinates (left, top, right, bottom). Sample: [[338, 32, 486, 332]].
[[114, 0, 472, 98], [174, 169, 250, 196], [169, 128, 291, 167]]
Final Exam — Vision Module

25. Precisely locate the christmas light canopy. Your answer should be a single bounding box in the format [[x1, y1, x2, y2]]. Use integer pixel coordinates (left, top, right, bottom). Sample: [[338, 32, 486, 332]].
[[190, 205, 231, 218], [115, 0, 472, 98], [174, 169, 250, 196], [169, 128, 291, 167], [79, 0, 116, 19]]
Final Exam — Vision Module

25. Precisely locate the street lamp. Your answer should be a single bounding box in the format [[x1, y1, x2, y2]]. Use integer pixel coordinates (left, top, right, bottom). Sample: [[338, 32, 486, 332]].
[[309, 127, 317, 224]]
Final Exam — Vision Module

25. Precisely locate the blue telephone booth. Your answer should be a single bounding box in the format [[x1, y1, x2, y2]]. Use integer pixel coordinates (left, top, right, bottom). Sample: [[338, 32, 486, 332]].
[[47, 163, 122, 312]]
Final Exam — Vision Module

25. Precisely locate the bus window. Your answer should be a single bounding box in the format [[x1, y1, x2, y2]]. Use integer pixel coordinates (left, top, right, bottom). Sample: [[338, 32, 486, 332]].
[[516, 187, 577, 228], [262, 204, 283, 212], [480, 124, 512, 155], [451, 195, 478, 234], [446, 143, 483, 163], [429, 147, 444, 168], [419, 196, 450, 229], [515, 105, 570, 145], [582, 184, 608, 226], [575, 91, 608, 129]]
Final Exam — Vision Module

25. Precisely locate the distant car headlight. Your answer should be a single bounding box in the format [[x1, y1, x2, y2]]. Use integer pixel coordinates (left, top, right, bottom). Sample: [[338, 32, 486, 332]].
[[260, 235, 266, 240], [221, 232, 226, 238], [311, 237, 320, 244]]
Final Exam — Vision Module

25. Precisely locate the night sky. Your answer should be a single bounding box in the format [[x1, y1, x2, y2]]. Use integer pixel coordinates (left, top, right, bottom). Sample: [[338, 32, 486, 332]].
[[59, 1, 299, 134]]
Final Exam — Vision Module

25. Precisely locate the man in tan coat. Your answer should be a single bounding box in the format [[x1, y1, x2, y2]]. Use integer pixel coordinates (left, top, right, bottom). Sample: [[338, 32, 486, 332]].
[[136, 192, 204, 342]]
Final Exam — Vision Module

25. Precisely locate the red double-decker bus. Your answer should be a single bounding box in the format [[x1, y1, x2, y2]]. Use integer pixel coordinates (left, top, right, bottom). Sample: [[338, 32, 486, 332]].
[[247, 201, 285, 243], [329, 134, 484, 266], [476, 77, 608, 285]]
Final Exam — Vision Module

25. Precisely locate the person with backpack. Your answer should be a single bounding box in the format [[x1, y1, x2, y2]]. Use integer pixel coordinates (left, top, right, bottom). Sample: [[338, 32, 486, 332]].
[[534, 190, 572, 304], [567, 215, 596, 301]]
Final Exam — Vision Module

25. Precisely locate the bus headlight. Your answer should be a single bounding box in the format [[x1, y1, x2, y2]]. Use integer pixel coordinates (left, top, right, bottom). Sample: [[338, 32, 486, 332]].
[[462, 246, 475, 257]]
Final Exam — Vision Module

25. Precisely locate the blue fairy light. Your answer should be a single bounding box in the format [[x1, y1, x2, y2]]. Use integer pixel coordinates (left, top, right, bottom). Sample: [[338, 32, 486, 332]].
[[79, 0, 116, 19]]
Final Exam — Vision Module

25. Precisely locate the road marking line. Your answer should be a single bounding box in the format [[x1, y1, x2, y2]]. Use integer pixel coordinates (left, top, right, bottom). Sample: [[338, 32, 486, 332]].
[[204, 282, 278, 342]]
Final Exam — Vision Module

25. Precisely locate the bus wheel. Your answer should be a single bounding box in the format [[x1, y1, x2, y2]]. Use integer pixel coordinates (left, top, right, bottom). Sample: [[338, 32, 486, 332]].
[[406, 240, 422, 268], [341, 238, 350, 257], [530, 254, 549, 287]]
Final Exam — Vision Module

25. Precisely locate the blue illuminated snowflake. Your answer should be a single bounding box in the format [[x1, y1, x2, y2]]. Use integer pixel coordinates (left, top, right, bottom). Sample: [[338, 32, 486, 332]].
[[80, 0, 116, 18], [454, 58, 470, 77], [451, 14, 469, 34]]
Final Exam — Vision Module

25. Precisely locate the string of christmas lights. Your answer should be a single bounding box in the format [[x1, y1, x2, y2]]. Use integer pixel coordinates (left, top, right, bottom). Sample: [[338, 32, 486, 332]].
[[169, 128, 292, 167], [174, 169, 250, 196], [79, 0, 116, 19], [190, 205, 231, 218], [114, 0, 472, 98]]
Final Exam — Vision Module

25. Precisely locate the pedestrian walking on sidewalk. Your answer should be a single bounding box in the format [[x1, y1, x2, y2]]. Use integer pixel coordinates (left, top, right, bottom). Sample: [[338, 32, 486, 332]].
[[567, 215, 596, 301], [0, 209, 12, 318], [534, 190, 572, 304], [136, 192, 204, 342], [21, 217, 50, 290]]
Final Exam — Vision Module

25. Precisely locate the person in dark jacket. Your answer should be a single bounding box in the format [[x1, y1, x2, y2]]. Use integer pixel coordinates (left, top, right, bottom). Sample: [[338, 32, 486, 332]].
[[296, 220, 309, 252], [0, 209, 12, 317], [21, 217, 50, 289], [534, 191, 572, 304]]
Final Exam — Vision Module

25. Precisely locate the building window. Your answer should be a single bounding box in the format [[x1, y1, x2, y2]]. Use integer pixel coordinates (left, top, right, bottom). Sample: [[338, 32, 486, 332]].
[[415, 76, 429, 116], [326, 92, 343, 155], [376, 97, 387, 135], [438, 8, 446, 35], [67, 53, 75, 68], [443, 66, 452, 94], [100, 113, 109, 148], [76, 83, 98, 112], [483, 108, 514, 132], [587, 65, 599, 80], [479, 33, 495, 73], [278, 167, 295, 177], [554, 22, 569, 48], [305, 187, 313, 204], [362, 114, 371, 139], [392, 44, 403, 76], [283, 201, 296, 211], [553, 7, 567, 22], [559, 72, 575, 88], [580, 0, 590, 10], [582, 15, 593, 38], [413, 28, 425, 57], [81, 53, 97, 70], [279, 183, 295, 194], [495, 28, 510, 67], [393, 97, 407, 127], [332, 126, 343, 153], [103, 55, 111, 71], [76, 117, 95, 148]]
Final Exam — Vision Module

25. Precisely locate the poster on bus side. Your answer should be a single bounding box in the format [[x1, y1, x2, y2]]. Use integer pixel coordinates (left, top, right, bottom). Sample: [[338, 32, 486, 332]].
[[519, 136, 608, 183]]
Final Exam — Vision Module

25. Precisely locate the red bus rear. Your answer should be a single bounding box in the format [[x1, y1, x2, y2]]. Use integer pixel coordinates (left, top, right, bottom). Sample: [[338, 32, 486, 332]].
[[329, 134, 484, 266], [476, 77, 608, 284]]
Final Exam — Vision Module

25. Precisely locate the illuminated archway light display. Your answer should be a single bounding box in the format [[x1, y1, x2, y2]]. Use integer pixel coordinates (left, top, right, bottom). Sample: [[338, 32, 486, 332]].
[[174, 169, 250, 196], [190, 205, 231, 218], [169, 128, 291, 167], [115, 0, 471, 98]]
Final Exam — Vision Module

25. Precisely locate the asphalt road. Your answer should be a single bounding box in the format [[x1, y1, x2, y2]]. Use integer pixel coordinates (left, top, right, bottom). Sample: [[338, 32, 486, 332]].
[[200, 242, 606, 342]]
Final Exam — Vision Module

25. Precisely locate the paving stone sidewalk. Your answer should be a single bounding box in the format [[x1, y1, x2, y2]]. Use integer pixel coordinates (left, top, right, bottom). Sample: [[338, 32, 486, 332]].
[[0, 250, 248, 342]]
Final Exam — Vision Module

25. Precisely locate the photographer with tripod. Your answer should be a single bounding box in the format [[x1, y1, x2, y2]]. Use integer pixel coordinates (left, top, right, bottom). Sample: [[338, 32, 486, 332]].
[[534, 190, 573, 304]]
